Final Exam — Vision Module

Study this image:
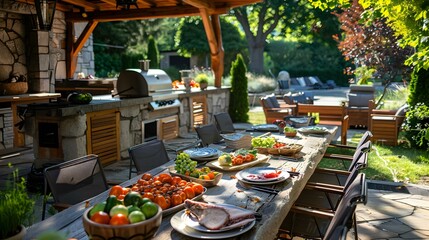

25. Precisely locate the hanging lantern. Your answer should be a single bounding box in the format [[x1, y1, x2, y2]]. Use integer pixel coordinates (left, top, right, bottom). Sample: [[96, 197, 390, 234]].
[[116, 0, 138, 10], [34, 0, 56, 31]]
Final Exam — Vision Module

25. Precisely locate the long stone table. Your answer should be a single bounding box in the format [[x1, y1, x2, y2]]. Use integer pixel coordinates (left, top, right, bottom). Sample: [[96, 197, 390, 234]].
[[25, 126, 337, 240]]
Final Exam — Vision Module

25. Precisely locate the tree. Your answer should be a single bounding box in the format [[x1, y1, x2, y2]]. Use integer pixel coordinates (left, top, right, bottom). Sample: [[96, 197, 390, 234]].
[[146, 35, 159, 68], [229, 54, 249, 123], [175, 17, 246, 74], [231, 0, 318, 74], [333, 0, 413, 104]]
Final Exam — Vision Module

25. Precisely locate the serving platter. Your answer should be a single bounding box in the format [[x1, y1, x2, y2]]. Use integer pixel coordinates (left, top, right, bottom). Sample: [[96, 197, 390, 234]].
[[181, 203, 256, 233], [206, 153, 269, 172], [238, 167, 290, 182], [297, 126, 330, 134], [235, 170, 289, 185], [251, 124, 279, 132], [184, 148, 222, 161], [171, 209, 255, 239], [162, 187, 206, 216], [168, 167, 223, 187]]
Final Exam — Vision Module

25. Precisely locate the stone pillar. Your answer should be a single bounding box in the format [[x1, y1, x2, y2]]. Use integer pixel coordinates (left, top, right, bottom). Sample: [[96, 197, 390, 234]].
[[27, 30, 50, 92]]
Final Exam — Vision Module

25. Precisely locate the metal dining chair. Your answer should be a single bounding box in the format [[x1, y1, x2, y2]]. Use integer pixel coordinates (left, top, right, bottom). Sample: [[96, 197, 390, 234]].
[[128, 139, 171, 179], [294, 152, 367, 212], [194, 124, 224, 147], [42, 154, 108, 220], [311, 141, 371, 187], [277, 173, 367, 240], [214, 112, 236, 133]]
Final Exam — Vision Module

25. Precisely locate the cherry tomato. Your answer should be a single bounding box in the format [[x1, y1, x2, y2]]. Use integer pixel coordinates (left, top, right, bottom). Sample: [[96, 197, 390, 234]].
[[90, 211, 110, 224], [171, 194, 182, 206], [192, 184, 204, 195], [109, 185, 123, 197], [171, 176, 182, 185], [207, 172, 215, 180], [141, 173, 152, 181], [154, 195, 169, 210], [183, 186, 195, 199], [179, 191, 187, 201], [143, 192, 155, 201], [109, 213, 129, 225]]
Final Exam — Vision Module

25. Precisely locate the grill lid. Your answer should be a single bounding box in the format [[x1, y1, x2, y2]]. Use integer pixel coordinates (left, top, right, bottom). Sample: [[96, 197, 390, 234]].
[[116, 68, 172, 98]]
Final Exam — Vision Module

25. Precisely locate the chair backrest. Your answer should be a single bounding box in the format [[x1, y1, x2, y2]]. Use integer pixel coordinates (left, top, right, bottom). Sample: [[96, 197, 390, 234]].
[[129, 139, 171, 175], [356, 131, 373, 149], [214, 112, 235, 134], [341, 115, 349, 145], [323, 173, 367, 240], [195, 124, 223, 147], [348, 141, 371, 172], [44, 154, 108, 206]]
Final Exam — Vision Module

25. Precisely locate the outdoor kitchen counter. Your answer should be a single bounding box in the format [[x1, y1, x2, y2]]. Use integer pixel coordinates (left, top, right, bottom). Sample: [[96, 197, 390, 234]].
[[25, 126, 338, 240], [56, 86, 229, 117]]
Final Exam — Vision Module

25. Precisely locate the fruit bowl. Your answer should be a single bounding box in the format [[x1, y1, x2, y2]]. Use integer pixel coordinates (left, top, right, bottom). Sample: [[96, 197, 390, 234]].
[[82, 205, 162, 240], [285, 131, 297, 137]]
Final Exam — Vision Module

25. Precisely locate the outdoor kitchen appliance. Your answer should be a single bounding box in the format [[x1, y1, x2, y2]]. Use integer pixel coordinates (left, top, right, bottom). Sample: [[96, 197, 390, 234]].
[[116, 60, 173, 98], [117, 60, 181, 141]]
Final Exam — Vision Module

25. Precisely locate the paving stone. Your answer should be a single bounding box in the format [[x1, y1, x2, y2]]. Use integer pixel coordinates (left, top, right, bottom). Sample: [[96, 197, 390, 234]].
[[400, 229, 429, 239], [357, 194, 414, 221], [397, 197, 429, 209], [398, 208, 429, 230], [368, 219, 413, 234], [355, 221, 399, 239]]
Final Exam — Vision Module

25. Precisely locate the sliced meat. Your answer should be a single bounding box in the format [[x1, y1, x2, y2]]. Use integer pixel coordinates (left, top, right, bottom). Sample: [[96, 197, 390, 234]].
[[184, 199, 255, 230]]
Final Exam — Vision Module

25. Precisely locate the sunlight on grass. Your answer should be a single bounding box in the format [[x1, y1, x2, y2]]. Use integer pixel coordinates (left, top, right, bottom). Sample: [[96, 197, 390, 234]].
[[248, 111, 266, 124], [319, 132, 429, 184]]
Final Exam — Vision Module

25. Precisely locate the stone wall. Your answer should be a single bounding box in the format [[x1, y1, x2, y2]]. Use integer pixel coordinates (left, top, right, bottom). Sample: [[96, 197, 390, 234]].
[[0, 2, 95, 93]]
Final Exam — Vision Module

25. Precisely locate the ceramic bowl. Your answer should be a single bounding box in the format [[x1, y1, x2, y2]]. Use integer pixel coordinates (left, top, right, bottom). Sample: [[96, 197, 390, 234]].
[[82, 205, 162, 240]]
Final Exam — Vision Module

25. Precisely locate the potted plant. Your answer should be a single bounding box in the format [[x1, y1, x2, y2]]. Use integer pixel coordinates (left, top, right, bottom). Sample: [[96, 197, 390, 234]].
[[0, 168, 34, 240], [195, 73, 209, 90], [284, 126, 297, 137]]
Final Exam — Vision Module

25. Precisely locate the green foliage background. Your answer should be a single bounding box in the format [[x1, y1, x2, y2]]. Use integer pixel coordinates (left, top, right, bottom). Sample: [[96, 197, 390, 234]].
[[146, 35, 160, 69]]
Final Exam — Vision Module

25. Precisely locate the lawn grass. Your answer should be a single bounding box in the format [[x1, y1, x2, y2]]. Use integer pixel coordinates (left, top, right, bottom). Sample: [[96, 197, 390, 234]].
[[248, 111, 429, 184], [318, 133, 429, 184]]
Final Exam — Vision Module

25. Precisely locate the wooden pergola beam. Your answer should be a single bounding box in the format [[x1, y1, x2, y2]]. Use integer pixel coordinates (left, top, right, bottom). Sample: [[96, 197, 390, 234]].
[[66, 21, 99, 79], [183, 0, 215, 10], [65, 5, 229, 22], [61, 0, 100, 11], [199, 8, 224, 87]]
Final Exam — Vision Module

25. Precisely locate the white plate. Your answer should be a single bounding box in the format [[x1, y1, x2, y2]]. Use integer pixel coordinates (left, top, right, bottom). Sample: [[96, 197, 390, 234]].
[[206, 153, 269, 172], [184, 148, 221, 161], [252, 124, 279, 132], [238, 167, 290, 182], [171, 209, 255, 239], [298, 126, 330, 134], [235, 171, 289, 185], [181, 203, 256, 233], [162, 187, 206, 216]]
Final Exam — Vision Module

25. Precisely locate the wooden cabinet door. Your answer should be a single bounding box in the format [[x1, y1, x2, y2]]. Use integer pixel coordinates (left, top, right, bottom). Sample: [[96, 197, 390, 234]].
[[86, 109, 120, 166]]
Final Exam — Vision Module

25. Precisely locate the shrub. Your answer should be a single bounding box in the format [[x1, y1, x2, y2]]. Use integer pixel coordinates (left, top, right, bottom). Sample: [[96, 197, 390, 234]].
[[402, 103, 429, 149], [408, 68, 429, 106], [146, 35, 160, 68], [0, 167, 34, 238], [229, 54, 249, 123]]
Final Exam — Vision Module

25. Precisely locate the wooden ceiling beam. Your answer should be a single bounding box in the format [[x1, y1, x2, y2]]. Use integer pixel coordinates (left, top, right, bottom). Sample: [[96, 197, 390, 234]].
[[183, 0, 215, 10], [61, 0, 100, 11], [65, 6, 228, 22], [99, 0, 117, 7]]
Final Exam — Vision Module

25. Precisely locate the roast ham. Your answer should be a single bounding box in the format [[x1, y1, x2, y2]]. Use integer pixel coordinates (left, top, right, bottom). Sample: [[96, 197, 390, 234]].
[[184, 199, 255, 230]]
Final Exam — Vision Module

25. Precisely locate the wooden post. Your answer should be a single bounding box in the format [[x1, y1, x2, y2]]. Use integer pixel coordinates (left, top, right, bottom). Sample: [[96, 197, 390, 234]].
[[66, 21, 99, 79], [199, 9, 224, 88]]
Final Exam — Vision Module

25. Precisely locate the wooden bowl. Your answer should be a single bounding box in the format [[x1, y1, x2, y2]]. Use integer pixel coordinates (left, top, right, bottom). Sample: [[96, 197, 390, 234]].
[[82, 205, 162, 240], [255, 147, 268, 154], [285, 132, 297, 138], [0, 82, 28, 95], [168, 166, 223, 187]]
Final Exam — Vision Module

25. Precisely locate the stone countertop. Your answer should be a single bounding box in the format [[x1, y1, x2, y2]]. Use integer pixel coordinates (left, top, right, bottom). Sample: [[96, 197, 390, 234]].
[[58, 87, 230, 117]]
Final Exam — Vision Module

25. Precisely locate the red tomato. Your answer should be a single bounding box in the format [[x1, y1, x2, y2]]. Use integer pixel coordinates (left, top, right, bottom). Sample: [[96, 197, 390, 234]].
[[142, 173, 152, 181], [90, 211, 110, 224], [192, 184, 204, 195], [183, 186, 195, 199], [171, 176, 182, 185], [154, 195, 169, 210], [109, 185, 123, 197], [171, 194, 182, 206], [109, 214, 129, 225]]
